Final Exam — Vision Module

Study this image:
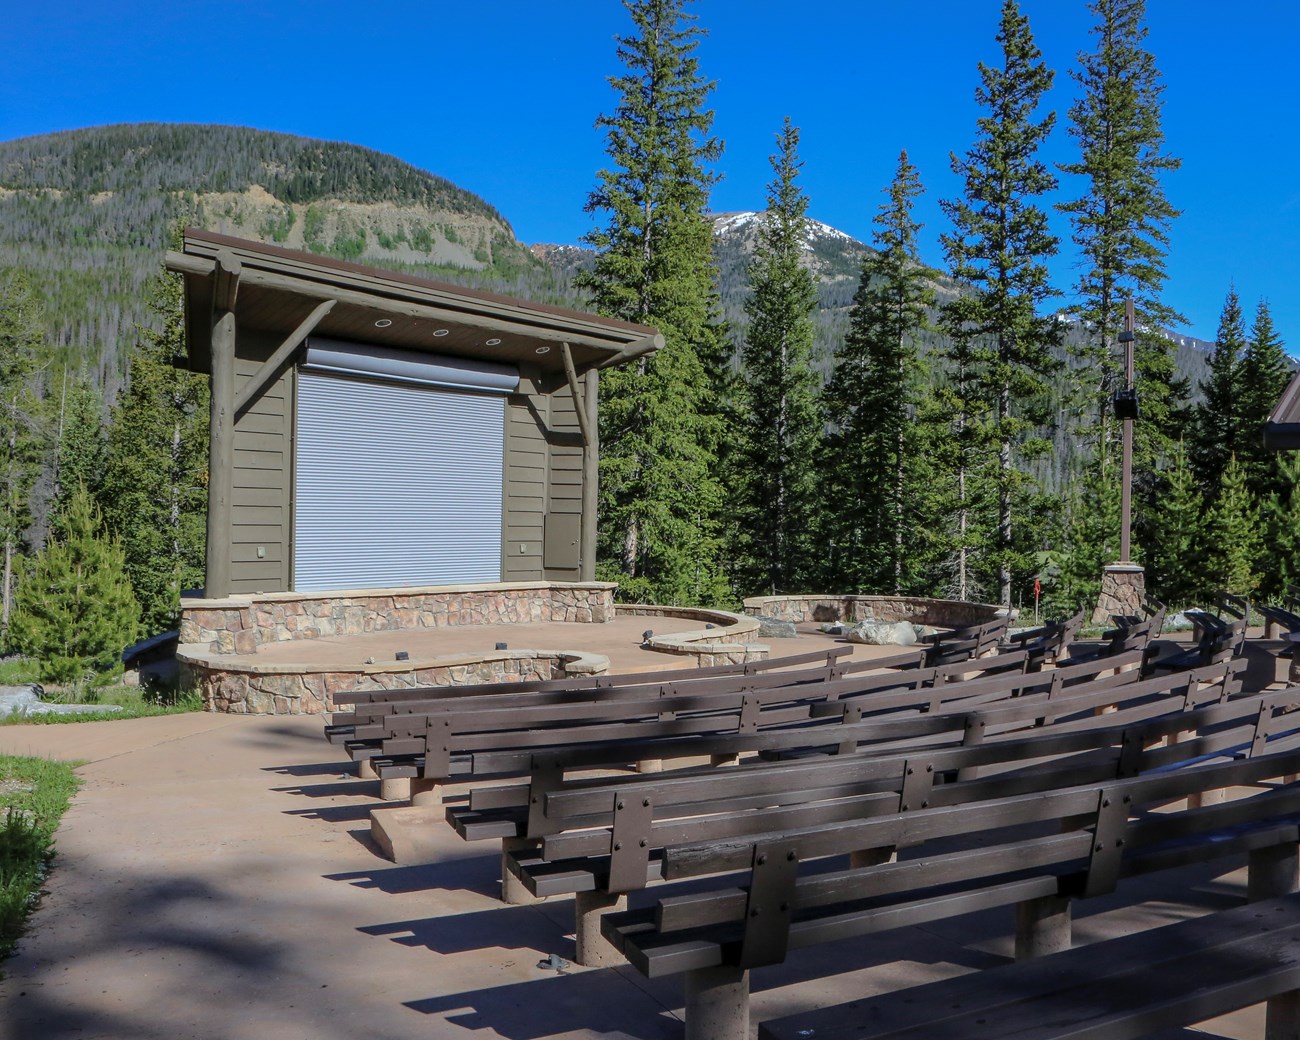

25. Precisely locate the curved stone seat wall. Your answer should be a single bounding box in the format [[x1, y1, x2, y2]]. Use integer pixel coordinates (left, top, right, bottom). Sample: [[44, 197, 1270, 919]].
[[178, 648, 608, 716], [615, 604, 767, 665], [742, 594, 1008, 628], [180, 581, 618, 655]]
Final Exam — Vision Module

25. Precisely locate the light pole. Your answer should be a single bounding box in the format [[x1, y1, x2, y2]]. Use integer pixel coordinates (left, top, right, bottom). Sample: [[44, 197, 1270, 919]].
[[1092, 299, 1146, 623]]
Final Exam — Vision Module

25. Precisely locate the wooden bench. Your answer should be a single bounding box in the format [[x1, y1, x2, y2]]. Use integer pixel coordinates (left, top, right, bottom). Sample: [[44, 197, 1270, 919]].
[[998, 608, 1084, 668], [330, 645, 855, 719], [602, 722, 1300, 1038], [758, 893, 1300, 1040], [354, 649, 1032, 798], [920, 616, 1010, 666], [468, 660, 1244, 963]]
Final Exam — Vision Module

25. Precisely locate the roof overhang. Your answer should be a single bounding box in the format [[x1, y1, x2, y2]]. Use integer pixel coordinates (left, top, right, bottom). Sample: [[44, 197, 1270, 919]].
[[166, 229, 663, 376], [1265, 369, 1300, 450]]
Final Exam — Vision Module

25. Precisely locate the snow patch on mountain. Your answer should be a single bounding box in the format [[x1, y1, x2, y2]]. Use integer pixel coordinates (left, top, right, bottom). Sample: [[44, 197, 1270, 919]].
[[710, 211, 864, 252]]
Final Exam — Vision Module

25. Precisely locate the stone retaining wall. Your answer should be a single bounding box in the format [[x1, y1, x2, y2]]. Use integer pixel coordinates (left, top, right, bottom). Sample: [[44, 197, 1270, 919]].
[[615, 604, 767, 661], [742, 594, 1009, 628], [180, 582, 618, 655], [179, 648, 608, 715]]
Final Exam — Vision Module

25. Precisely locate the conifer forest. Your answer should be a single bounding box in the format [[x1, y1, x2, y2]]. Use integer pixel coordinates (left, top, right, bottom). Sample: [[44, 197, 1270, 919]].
[[0, 0, 1293, 685]]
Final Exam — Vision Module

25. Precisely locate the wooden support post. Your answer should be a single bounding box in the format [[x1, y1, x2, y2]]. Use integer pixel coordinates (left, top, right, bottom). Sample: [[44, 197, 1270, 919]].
[[684, 964, 750, 1040], [1015, 894, 1072, 959], [1250, 844, 1300, 1040], [582, 367, 599, 582], [560, 343, 600, 583], [205, 249, 240, 600], [573, 890, 626, 967]]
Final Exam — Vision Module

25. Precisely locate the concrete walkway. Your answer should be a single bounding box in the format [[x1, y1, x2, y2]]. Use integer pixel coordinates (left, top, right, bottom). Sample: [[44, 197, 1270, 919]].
[[0, 710, 1264, 1039]]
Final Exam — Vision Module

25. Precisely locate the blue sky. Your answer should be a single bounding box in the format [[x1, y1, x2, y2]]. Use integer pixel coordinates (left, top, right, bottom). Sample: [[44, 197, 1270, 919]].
[[2, 1, 1296, 344]]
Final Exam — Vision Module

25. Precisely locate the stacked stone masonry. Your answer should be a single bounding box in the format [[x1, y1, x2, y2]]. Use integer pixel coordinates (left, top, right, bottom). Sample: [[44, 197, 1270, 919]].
[[180, 583, 617, 655], [742, 594, 1008, 629]]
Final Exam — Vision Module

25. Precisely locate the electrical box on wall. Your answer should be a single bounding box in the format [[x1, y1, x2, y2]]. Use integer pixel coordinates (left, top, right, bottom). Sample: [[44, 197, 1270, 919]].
[[543, 514, 581, 571]]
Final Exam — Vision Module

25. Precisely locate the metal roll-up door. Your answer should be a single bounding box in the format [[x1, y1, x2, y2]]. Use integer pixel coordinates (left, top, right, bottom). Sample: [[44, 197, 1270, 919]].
[[294, 371, 505, 591]]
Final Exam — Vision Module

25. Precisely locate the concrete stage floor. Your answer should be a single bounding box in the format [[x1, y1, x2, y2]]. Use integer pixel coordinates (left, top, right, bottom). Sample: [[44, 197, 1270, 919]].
[[235, 618, 908, 674], [0, 706, 1268, 1040]]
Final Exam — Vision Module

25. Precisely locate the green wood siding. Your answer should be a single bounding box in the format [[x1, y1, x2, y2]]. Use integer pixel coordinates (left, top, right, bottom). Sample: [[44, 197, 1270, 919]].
[[231, 330, 293, 592]]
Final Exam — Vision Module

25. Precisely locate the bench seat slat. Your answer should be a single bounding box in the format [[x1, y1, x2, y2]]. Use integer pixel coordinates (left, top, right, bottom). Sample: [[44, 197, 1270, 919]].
[[757, 894, 1300, 1040]]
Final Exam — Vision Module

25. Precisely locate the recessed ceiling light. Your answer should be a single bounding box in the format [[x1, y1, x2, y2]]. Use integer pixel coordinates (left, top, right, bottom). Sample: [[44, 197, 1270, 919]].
[[486, 338, 502, 346], [535, 345, 551, 355], [432, 328, 449, 337], [374, 318, 393, 328]]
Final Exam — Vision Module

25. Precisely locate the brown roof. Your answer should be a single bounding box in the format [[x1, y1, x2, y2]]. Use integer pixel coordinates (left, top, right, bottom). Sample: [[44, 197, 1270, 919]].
[[168, 229, 662, 375]]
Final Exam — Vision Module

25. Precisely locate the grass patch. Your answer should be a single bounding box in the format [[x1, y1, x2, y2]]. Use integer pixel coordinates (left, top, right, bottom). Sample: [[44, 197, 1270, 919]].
[[0, 755, 80, 962], [0, 659, 40, 685]]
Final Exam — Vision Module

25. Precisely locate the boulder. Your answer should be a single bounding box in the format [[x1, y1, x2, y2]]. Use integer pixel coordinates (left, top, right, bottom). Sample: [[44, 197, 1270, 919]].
[[846, 621, 918, 646], [0, 683, 123, 717], [754, 615, 798, 638]]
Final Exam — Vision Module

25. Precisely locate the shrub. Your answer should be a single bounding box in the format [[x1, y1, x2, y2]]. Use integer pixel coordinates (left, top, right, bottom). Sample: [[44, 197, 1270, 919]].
[[9, 486, 140, 687]]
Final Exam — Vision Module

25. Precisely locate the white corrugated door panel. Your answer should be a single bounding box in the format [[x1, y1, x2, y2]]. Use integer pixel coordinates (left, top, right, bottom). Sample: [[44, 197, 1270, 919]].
[[294, 371, 504, 591]]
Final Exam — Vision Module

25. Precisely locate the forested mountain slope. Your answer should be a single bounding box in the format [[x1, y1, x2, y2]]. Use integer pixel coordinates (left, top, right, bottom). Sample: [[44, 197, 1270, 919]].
[[0, 122, 1211, 463]]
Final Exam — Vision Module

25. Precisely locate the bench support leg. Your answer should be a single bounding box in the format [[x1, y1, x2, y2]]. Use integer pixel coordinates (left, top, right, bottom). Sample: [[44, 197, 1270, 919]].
[[501, 837, 543, 906], [684, 964, 749, 1040], [710, 753, 740, 767], [573, 890, 626, 968], [379, 776, 411, 801], [1250, 844, 1300, 1040], [1015, 894, 1071, 959], [410, 778, 442, 806], [356, 758, 376, 780]]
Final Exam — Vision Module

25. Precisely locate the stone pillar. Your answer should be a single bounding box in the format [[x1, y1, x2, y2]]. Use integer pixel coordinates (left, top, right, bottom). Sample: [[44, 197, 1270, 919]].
[[573, 890, 626, 967], [1015, 894, 1072, 959], [501, 837, 544, 906], [1091, 562, 1146, 626], [684, 964, 750, 1040]]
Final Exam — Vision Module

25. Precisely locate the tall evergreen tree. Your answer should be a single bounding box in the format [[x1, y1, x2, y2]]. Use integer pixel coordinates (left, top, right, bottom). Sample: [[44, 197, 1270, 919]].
[[1189, 285, 1245, 494], [9, 485, 139, 689], [939, 0, 1061, 607], [98, 257, 208, 634], [579, 0, 730, 605], [1205, 454, 1262, 596], [732, 118, 819, 595], [1261, 451, 1300, 602], [822, 149, 934, 594], [1058, 0, 1185, 471], [51, 375, 106, 523], [1146, 438, 1205, 608], [1238, 299, 1290, 500], [0, 269, 47, 643]]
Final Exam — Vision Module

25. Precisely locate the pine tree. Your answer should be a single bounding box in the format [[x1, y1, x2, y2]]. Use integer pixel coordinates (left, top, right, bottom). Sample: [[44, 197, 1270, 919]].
[[51, 375, 106, 524], [1189, 285, 1245, 494], [1205, 454, 1262, 596], [1261, 451, 1300, 602], [732, 119, 819, 595], [98, 257, 209, 634], [1237, 299, 1290, 501], [1058, 0, 1186, 472], [1146, 438, 1205, 608], [938, 0, 1061, 607], [0, 269, 48, 644], [1049, 450, 1121, 615], [8, 485, 140, 688], [579, 0, 730, 605], [822, 150, 934, 594]]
